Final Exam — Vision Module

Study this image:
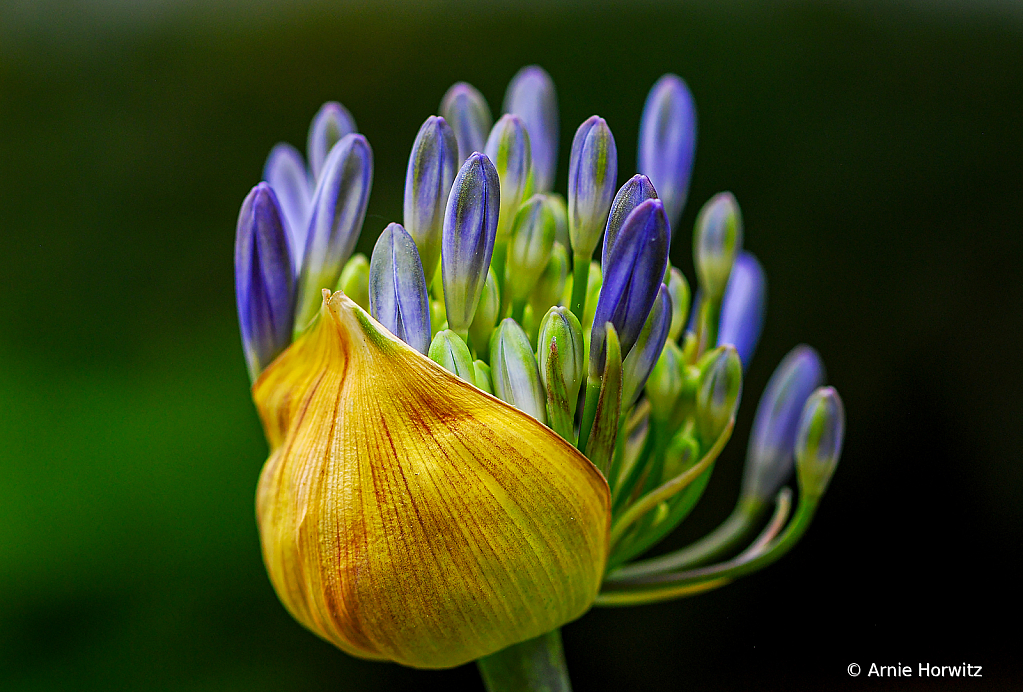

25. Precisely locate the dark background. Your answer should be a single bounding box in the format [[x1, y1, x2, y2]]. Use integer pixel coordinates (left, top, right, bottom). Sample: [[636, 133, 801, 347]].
[[2, 1, 1021, 690]]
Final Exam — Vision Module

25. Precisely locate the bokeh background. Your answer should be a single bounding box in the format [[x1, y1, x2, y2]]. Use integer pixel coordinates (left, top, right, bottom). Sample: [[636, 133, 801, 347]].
[[2, 1, 1021, 690]]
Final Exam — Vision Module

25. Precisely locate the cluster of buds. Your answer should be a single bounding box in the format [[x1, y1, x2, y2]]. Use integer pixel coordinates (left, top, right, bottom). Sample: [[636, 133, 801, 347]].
[[235, 65, 846, 673]]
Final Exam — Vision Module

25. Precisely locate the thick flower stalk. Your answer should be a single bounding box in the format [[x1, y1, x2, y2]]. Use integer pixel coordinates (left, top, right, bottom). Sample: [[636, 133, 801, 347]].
[[236, 68, 847, 691]]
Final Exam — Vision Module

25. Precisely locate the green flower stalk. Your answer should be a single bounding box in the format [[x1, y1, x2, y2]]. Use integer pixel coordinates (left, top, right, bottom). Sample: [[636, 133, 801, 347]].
[[236, 67, 848, 692]]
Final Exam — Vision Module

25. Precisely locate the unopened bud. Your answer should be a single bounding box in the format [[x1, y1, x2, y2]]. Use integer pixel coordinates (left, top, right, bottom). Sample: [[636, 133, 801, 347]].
[[439, 82, 493, 163], [429, 329, 476, 385], [369, 223, 431, 354], [695, 345, 742, 445], [795, 386, 845, 499], [693, 192, 742, 301], [490, 318, 547, 423], [335, 253, 370, 311]]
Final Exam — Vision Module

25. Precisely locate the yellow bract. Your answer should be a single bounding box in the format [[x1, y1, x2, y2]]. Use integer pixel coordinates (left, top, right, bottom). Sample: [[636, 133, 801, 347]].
[[253, 290, 610, 669]]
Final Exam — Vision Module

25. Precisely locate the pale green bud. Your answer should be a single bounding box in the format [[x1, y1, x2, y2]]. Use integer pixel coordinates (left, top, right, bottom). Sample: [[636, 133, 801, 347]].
[[490, 318, 547, 423], [506, 194, 556, 304], [795, 386, 846, 499], [538, 307, 585, 404], [473, 360, 494, 395], [530, 241, 569, 316], [335, 253, 370, 312], [468, 269, 501, 356], [666, 266, 690, 342], [547, 192, 569, 249], [429, 329, 476, 385], [646, 340, 685, 421], [694, 192, 743, 301], [695, 345, 743, 445]]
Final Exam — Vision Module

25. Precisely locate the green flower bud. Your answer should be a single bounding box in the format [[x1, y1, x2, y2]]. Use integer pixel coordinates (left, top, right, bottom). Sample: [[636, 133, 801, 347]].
[[469, 269, 501, 356], [473, 360, 494, 395], [429, 329, 477, 385], [666, 266, 690, 342], [485, 114, 533, 242], [430, 298, 447, 339], [538, 307, 585, 404], [696, 345, 743, 445], [506, 194, 557, 305], [693, 192, 743, 301], [335, 253, 370, 312], [530, 241, 569, 317], [795, 386, 846, 499], [646, 340, 685, 421], [547, 192, 570, 250], [490, 318, 547, 423]]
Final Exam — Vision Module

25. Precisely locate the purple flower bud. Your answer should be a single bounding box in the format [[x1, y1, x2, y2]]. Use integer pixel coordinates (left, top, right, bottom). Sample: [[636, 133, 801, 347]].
[[589, 199, 669, 375], [503, 65, 559, 193], [295, 133, 373, 331], [307, 101, 357, 182], [234, 183, 295, 381], [442, 152, 500, 333], [742, 345, 825, 502], [568, 116, 618, 258], [439, 82, 493, 163], [602, 174, 659, 270], [718, 251, 767, 369], [404, 115, 459, 285], [263, 143, 312, 272], [638, 74, 697, 230], [622, 282, 672, 408], [368, 223, 432, 355]]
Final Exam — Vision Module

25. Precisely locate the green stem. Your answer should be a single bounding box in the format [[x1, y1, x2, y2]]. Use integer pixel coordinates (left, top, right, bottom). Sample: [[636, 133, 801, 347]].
[[576, 376, 601, 454], [477, 629, 572, 692], [610, 496, 767, 579], [608, 416, 734, 550], [598, 492, 817, 605], [569, 252, 590, 323]]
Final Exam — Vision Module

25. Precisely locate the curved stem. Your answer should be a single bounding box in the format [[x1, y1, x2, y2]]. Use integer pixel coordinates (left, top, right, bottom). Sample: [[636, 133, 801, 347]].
[[477, 629, 572, 692], [598, 491, 819, 605], [608, 416, 734, 551], [609, 496, 767, 580]]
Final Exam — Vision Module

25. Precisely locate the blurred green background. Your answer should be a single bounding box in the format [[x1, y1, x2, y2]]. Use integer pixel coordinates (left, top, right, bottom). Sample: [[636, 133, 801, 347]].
[[2, 1, 1021, 690]]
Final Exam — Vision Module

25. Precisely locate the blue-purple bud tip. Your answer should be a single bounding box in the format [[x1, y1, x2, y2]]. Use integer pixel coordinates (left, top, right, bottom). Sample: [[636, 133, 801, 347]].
[[742, 345, 825, 501], [602, 174, 659, 270], [439, 82, 494, 164], [307, 101, 357, 182], [369, 223, 432, 355], [638, 74, 697, 230], [295, 133, 373, 331], [589, 198, 670, 376], [718, 251, 767, 369], [568, 115, 618, 257], [404, 115, 459, 284], [503, 65, 559, 193], [263, 143, 312, 273], [235, 183, 295, 381], [442, 152, 501, 333]]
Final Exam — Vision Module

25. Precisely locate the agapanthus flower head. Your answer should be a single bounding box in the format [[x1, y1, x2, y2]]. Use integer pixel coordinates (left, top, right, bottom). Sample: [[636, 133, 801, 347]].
[[237, 68, 848, 678]]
